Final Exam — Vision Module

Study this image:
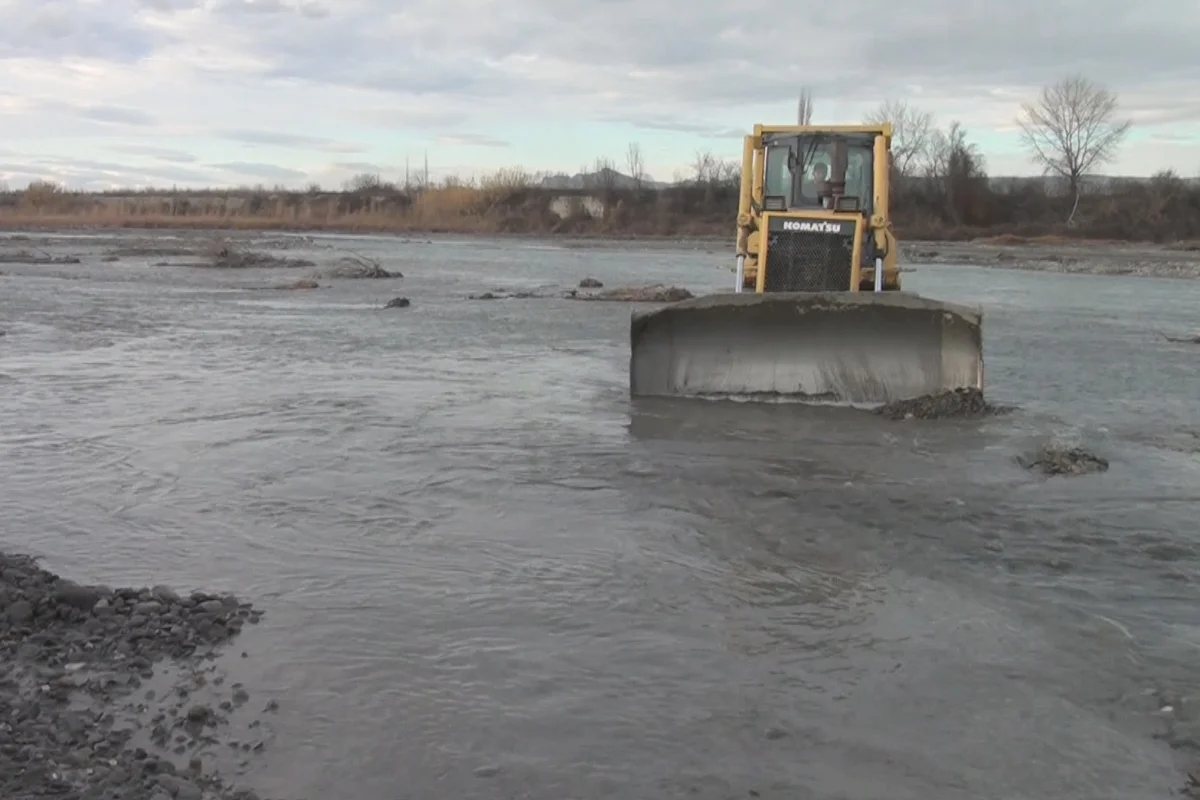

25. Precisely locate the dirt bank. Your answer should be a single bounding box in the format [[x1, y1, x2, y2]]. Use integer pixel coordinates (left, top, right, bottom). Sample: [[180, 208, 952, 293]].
[[1, 551, 283, 800]]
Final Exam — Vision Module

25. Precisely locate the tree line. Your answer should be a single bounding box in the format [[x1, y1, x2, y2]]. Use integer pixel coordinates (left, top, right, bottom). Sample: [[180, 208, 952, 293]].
[[606, 74, 1196, 241]]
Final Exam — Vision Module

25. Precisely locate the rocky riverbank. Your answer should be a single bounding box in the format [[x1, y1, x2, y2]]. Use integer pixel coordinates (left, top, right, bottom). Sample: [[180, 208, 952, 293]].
[[900, 237, 1200, 280], [2, 229, 1199, 281], [0, 551, 282, 800]]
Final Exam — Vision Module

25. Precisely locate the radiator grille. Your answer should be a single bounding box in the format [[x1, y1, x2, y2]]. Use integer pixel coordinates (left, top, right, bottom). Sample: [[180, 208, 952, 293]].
[[763, 227, 855, 292]]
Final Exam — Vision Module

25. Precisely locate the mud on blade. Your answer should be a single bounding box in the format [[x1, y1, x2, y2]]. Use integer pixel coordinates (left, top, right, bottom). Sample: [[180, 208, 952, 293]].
[[629, 292, 984, 406]]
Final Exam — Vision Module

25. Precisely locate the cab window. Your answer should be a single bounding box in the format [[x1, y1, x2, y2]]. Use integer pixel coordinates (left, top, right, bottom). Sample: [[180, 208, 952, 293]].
[[764, 145, 790, 198]]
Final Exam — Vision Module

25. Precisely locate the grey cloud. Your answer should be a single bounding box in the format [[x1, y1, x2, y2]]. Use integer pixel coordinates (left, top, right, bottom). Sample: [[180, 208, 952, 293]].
[[1145, 132, 1199, 144], [1, 97, 164, 136], [1, 0, 1194, 187], [212, 0, 1200, 131], [356, 106, 470, 130], [0, 2, 169, 62], [31, 155, 136, 172], [15, 154, 217, 185], [107, 144, 199, 163], [298, 2, 329, 18], [77, 105, 157, 126], [230, 4, 515, 96], [863, 3, 1200, 98], [1120, 98, 1200, 126], [120, 164, 218, 184], [212, 0, 330, 16], [136, 0, 203, 11], [218, 129, 365, 153], [270, 56, 492, 98], [608, 118, 746, 140], [213, 0, 289, 13], [436, 133, 509, 148], [210, 161, 310, 180], [5, 0, 1198, 126], [332, 161, 394, 172]]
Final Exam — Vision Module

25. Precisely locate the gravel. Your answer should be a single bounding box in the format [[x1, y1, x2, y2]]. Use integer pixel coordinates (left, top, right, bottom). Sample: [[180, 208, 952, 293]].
[[873, 388, 1012, 421], [1, 551, 288, 800]]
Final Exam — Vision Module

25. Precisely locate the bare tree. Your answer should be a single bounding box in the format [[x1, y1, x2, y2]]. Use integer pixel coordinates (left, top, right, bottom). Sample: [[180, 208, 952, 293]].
[[863, 99, 934, 179], [797, 87, 814, 124], [712, 159, 740, 189], [1016, 73, 1133, 225], [344, 172, 382, 192], [625, 142, 646, 190], [577, 163, 594, 189], [692, 150, 716, 184], [923, 122, 988, 226], [593, 156, 619, 192]]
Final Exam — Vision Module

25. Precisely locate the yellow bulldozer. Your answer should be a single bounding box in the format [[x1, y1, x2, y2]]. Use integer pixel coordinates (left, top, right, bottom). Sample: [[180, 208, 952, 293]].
[[629, 122, 985, 406]]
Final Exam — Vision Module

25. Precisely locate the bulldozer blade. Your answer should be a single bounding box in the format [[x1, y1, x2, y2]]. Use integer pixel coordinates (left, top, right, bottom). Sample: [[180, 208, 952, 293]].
[[629, 291, 983, 406]]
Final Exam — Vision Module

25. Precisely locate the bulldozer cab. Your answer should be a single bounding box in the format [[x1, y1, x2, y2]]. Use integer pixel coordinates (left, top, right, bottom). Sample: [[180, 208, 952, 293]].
[[735, 123, 898, 295], [763, 131, 875, 214]]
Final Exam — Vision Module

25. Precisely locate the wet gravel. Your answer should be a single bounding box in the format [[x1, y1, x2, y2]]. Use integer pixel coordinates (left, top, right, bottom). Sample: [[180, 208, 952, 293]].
[[1, 552, 283, 800], [873, 387, 1011, 420]]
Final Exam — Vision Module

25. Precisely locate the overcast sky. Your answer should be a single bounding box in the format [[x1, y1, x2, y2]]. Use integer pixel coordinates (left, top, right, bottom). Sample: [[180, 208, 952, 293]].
[[1, 0, 1197, 190]]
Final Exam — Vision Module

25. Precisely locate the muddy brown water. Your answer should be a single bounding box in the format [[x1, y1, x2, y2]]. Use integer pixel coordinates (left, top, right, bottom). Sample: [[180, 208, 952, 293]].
[[2, 231, 1200, 799]]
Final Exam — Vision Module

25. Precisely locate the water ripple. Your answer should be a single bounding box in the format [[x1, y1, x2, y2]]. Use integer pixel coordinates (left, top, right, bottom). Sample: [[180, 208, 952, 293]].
[[1, 234, 1197, 799]]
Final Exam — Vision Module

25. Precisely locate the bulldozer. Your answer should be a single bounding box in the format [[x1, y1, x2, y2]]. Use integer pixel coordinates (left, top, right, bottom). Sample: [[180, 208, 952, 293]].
[[629, 122, 984, 406]]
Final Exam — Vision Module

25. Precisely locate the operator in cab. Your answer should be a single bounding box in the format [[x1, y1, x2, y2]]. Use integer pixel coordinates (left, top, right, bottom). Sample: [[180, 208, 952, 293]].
[[811, 162, 832, 208]]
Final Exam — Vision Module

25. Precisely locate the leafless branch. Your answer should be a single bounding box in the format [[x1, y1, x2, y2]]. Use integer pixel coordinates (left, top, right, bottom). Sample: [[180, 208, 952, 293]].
[[863, 99, 934, 178], [692, 151, 715, 184], [625, 142, 645, 190], [797, 87, 814, 124]]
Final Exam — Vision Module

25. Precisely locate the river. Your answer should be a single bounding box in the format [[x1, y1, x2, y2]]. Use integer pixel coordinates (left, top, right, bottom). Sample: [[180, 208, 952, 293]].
[[1, 232, 1199, 799]]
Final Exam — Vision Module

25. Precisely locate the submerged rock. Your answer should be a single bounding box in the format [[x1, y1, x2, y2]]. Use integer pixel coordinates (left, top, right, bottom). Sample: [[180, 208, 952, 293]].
[[208, 245, 314, 269], [467, 283, 691, 303], [311, 256, 400, 279], [570, 284, 694, 302], [1160, 332, 1200, 344], [384, 296, 411, 308], [874, 387, 1008, 420], [1021, 444, 1109, 476], [578, 277, 603, 288], [0, 250, 81, 265], [468, 288, 554, 300]]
